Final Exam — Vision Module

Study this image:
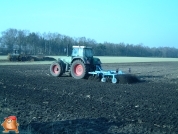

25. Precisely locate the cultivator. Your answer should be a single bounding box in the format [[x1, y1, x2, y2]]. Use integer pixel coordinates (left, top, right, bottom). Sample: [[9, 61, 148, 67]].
[[88, 65, 124, 84], [50, 46, 138, 84]]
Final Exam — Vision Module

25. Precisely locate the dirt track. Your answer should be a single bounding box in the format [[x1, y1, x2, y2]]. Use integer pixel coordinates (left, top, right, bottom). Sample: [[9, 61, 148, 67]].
[[0, 62, 178, 134]]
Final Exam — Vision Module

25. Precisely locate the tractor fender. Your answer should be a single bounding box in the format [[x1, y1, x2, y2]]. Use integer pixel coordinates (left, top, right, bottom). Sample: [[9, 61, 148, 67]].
[[71, 57, 86, 64], [92, 57, 102, 65]]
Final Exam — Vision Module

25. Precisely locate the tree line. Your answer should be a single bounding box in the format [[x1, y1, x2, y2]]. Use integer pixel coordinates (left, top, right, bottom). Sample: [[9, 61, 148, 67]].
[[0, 28, 178, 58]]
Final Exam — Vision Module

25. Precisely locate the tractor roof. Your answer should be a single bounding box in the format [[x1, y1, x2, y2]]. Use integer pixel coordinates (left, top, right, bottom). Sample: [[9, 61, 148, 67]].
[[72, 46, 92, 49]]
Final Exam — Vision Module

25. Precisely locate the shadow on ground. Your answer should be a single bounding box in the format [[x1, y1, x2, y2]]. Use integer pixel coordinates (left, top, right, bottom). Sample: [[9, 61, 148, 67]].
[[23, 118, 123, 134], [20, 117, 168, 134]]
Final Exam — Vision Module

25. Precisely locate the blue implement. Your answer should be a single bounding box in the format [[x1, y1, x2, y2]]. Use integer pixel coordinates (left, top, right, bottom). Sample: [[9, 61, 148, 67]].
[[88, 65, 124, 84]]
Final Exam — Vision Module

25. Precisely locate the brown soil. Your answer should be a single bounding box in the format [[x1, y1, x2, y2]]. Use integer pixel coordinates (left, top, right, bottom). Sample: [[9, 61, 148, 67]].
[[0, 62, 178, 134]]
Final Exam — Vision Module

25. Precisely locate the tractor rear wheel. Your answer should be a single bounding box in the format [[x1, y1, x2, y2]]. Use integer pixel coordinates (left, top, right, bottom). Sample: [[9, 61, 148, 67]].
[[71, 60, 88, 79], [50, 61, 64, 77]]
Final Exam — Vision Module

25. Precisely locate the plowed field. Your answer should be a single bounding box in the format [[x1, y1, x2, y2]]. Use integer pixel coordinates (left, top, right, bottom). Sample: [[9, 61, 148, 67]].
[[0, 62, 178, 134]]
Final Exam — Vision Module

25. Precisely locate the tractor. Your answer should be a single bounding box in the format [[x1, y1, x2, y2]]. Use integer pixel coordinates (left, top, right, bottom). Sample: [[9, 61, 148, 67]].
[[8, 49, 21, 61], [8, 49, 33, 61], [50, 46, 139, 84], [50, 46, 102, 79]]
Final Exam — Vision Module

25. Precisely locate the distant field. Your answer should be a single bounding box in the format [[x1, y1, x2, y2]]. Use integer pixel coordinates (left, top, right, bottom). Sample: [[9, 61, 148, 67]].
[[0, 55, 178, 65], [0, 56, 8, 60], [48, 56, 178, 63], [98, 56, 178, 63]]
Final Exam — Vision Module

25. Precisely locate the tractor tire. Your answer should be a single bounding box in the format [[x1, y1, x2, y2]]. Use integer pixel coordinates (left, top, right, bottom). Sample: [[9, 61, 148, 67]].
[[70, 60, 88, 79], [50, 61, 64, 77], [18, 55, 22, 61], [21, 56, 26, 61]]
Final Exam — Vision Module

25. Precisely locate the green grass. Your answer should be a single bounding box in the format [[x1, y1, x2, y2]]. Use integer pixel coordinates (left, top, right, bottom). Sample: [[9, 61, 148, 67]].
[[98, 56, 178, 63], [0, 56, 8, 61], [48, 56, 178, 63]]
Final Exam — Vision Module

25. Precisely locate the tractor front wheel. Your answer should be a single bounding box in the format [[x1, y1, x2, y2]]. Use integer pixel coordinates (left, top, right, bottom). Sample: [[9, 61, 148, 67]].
[[71, 60, 88, 79], [50, 61, 64, 77]]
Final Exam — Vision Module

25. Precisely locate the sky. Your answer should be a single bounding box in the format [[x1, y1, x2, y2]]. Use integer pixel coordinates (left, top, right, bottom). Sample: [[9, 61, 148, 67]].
[[0, 0, 178, 48]]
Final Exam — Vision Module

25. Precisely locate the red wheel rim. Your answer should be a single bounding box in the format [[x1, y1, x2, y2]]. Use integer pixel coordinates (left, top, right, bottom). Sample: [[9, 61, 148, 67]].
[[53, 65, 60, 74], [74, 64, 83, 76]]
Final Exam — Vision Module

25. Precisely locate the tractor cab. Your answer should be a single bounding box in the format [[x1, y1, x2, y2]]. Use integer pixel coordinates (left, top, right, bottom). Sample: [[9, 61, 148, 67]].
[[72, 46, 93, 58], [71, 46, 96, 65], [12, 49, 19, 55]]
